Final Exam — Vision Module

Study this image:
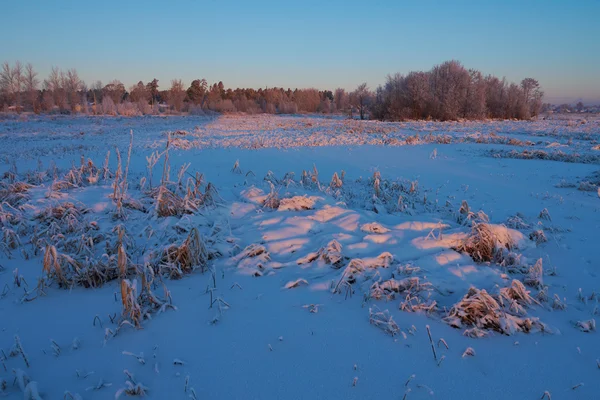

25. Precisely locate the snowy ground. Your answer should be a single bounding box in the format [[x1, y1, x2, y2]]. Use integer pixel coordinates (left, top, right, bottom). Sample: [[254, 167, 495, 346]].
[[0, 114, 599, 399]]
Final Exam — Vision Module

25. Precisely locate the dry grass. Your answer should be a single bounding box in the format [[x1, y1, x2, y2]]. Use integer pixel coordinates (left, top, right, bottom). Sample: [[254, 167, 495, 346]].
[[0, 181, 33, 207], [35, 202, 88, 234], [297, 239, 345, 267], [330, 171, 343, 188], [575, 319, 596, 332], [370, 276, 432, 301], [158, 228, 208, 278], [42, 244, 80, 288], [454, 222, 513, 263], [120, 279, 142, 328], [368, 306, 400, 336], [529, 229, 547, 245], [524, 258, 544, 289], [278, 196, 315, 211], [263, 182, 280, 209], [444, 282, 548, 335]]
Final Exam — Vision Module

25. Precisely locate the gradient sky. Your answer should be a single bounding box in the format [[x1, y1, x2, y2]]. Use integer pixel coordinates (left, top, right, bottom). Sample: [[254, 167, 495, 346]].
[[2, 0, 599, 103]]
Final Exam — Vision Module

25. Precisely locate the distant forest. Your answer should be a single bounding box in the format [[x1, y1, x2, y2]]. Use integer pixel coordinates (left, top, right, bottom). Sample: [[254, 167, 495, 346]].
[[0, 60, 543, 121]]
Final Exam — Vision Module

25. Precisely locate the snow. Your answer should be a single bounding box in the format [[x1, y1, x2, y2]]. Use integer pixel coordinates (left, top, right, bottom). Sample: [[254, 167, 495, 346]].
[[0, 113, 599, 399]]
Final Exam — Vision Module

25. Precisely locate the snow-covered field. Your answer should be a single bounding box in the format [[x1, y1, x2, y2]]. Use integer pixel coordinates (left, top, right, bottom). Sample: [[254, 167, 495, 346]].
[[0, 114, 599, 399]]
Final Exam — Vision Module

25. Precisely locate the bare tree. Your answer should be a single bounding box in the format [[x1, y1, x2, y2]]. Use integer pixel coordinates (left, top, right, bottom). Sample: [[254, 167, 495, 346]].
[[12, 61, 23, 112], [80, 82, 89, 114], [44, 67, 68, 111], [350, 83, 372, 120], [65, 69, 83, 112], [485, 75, 509, 118], [0, 61, 24, 111], [405, 71, 430, 119], [334, 88, 349, 112], [463, 69, 487, 119], [90, 80, 103, 114], [0, 62, 15, 108], [506, 83, 527, 119], [24, 63, 39, 112], [521, 78, 543, 118]]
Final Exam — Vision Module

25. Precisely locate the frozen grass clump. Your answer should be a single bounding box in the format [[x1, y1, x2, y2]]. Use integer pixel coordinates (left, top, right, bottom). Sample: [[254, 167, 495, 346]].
[[333, 252, 394, 295], [119, 266, 176, 330], [575, 319, 596, 332], [35, 201, 89, 235], [505, 214, 530, 230], [42, 244, 81, 288], [529, 229, 547, 245], [234, 244, 271, 276], [320, 239, 344, 266], [157, 228, 209, 278], [369, 306, 400, 336], [370, 277, 435, 313], [454, 222, 522, 263], [523, 258, 544, 289], [370, 277, 428, 299], [297, 239, 345, 267], [330, 171, 343, 188], [578, 181, 597, 192], [0, 181, 33, 207], [0, 202, 24, 228], [150, 136, 221, 217], [263, 183, 280, 210], [444, 281, 548, 336]]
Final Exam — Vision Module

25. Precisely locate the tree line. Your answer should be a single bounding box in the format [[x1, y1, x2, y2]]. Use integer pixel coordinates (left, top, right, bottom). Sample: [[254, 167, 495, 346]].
[[0, 60, 543, 120]]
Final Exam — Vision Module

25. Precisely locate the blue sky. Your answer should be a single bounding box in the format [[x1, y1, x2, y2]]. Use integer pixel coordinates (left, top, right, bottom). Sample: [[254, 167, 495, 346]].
[[3, 0, 599, 103]]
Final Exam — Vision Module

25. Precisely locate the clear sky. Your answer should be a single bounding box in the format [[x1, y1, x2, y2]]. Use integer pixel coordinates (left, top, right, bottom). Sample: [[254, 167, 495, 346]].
[[2, 0, 599, 103]]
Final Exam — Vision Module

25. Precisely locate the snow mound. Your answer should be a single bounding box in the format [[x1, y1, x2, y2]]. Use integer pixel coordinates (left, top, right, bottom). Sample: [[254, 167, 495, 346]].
[[361, 222, 390, 234], [240, 186, 267, 205], [284, 278, 309, 289], [278, 196, 316, 211]]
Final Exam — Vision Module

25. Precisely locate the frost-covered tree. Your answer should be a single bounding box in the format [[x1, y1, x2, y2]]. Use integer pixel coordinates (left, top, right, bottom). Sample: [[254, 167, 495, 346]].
[[294, 88, 321, 113], [429, 60, 470, 120], [168, 79, 186, 112], [405, 71, 430, 119], [371, 60, 544, 121], [103, 80, 126, 105], [334, 88, 349, 112]]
